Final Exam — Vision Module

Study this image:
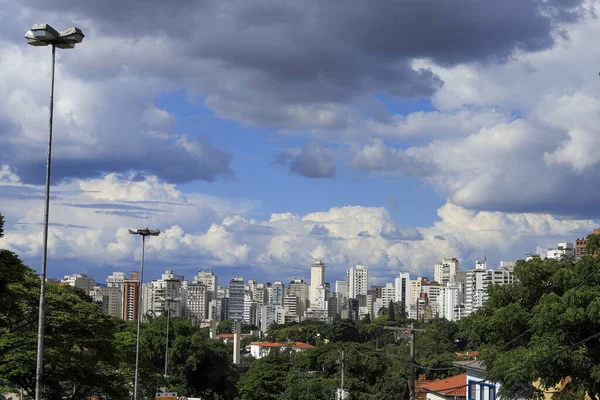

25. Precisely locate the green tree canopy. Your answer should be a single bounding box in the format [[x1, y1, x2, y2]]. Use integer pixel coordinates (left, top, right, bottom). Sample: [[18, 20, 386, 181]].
[[460, 255, 600, 399]]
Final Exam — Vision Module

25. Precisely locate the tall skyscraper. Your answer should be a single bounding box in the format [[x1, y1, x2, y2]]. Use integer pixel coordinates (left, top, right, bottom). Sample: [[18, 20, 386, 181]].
[[310, 259, 325, 306], [122, 272, 140, 321], [347, 263, 368, 299], [229, 277, 245, 321], [434, 258, 459, 285], [334, 280, 348, 302], [106, 271, 125, 288]]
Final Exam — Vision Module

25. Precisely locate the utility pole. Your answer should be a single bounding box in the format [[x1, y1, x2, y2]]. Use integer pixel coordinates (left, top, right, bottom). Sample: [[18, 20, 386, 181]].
[[385, 323, 424, 400], [337, 347, 346, 400]]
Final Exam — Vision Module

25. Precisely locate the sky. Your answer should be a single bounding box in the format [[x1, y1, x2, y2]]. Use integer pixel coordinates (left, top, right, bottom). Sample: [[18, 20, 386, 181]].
[[1, 0, 600, 287]]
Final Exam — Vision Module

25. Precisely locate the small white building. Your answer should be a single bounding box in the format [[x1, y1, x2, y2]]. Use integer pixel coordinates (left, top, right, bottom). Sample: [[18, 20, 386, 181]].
[[248, 341, 315, 359]]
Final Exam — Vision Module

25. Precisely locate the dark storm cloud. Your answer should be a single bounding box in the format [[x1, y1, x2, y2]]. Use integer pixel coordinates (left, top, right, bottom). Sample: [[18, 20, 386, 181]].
[[2, 0, 586, 185], [10, 0, 585, 126], [275, 141, 336, 178], [310, 224, 330, 237]]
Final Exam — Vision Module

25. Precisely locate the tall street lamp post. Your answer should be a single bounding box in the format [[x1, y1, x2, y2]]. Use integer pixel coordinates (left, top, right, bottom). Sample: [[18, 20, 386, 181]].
[[128, 228, 160, 400], [162, 297, 180, 378], [24, 24, 85, 400]]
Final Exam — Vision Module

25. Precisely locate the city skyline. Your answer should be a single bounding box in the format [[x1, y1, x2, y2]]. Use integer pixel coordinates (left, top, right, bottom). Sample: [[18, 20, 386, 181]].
[[1, 1, 600, 285]]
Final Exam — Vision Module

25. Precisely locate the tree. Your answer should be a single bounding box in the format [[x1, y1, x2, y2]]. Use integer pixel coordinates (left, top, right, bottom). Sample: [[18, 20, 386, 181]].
[[238, 353, 291, 400], [460, 255, 600, 399], [387, 300, 396, 322], [585, 232, 600, 256]]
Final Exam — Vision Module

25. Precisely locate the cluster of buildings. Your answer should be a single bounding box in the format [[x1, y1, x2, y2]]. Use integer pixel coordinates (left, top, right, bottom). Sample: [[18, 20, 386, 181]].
[[53, 232, 595, 332]]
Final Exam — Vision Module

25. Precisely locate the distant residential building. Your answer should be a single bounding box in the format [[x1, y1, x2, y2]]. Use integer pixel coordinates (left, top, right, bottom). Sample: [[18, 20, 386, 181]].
[[575, 228, 600, 261], [289, 279, 309, 316], [283, 295, 300, 316], [122, 272, 140, 321], [193, 270, 217, 301], [143, 270, 183, 318], [106, 271, 125, 288], [348, 298, 359, 321], [347, 263, 368, 299], [434, 257, 459, 285], [248, 341, 315, 359], [271, 281, 285, 306], [310, 259, 326, 306], [229, 277, 245, 321], [547, 242, 575, 260], [60, 273, 97, 294], [380, 283, 395, 313], [334, 280, 348, 303], [410, 277, 428, 308], [395, 272, 411, 315], [243, 295, 260, 326], [314, 284, 330, 311], [90, 285, 123, 319], [422, 283, 443, 318], [184, 281, 209, 323]]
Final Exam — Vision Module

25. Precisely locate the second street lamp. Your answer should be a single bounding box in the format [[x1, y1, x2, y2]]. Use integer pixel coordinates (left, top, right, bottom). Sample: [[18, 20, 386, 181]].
[[24, 23, 85, 400], [128, 227, 160, 400]]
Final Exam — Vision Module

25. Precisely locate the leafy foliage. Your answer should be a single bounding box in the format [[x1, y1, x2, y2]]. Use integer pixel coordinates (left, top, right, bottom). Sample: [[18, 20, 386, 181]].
[[460, 255, 600, 399]]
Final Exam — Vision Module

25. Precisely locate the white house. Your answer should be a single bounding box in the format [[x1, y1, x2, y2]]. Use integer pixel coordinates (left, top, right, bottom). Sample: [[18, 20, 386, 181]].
[[248, 341, 315, 359]]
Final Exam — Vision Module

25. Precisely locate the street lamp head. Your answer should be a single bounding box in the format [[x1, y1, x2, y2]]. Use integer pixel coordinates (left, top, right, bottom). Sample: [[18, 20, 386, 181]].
[[25, 24, 85, 48], [129, 228, 161, 237]]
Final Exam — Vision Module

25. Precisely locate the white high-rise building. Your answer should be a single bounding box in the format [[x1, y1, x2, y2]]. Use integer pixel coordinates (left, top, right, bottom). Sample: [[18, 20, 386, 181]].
[[464, 257, 487, 315], [60, 274, 97, 294], [243, 294, 260, 326], [440, 282, 464, 321], [347, 263, 368, 299], [106, 271, 125, 288], [314, 284, 329, 311], [310, 260, 326, 306], [143, 270, 183, 318], [422, 284, 443, 318], [381, 283, 395, 311], [434, 258, 459, 284], [395, 272, 411, 315], [193, 270, 217, 301], [184, 281, 209, 323], [335, 280, 348, 302]]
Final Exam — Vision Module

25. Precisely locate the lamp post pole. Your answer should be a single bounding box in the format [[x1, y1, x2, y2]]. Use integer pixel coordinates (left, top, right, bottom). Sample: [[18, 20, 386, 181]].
[[24, 24, 85, 400], [128, 228, 160, 400], [165, 298, 170, 378]]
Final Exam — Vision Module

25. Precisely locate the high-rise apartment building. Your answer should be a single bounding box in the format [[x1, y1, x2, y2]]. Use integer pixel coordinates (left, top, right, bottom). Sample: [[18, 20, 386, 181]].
[[381, 282, 395, 311], [310, 260, 325, 306], [144, 270, 183, 318], [229, 277, 245, 321], [60, 274, 97, 294], [288, 279, 309, 316], [193, 270, 217, 301], [434, 258, 459, 285], [394, 272, 410, 316], [409, 277, 428, 307], [90, 286, 123, 318], [335, 280, 349, 303], [184, 281, 209, 323], [547, 242, 575, 260], [122, 272, 140, 321], [347, 263, 368, 299], [271, 281, 285, 306], [106, 271, 125, 288]]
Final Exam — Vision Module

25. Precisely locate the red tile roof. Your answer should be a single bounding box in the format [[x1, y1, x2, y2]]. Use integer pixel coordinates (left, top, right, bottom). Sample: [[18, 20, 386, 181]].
[[217, 333, 235, 338], [422, 373, 467, 397], [290, 341, 316, 349], [456, 351, 479, 358], [251, 342, 283, 347]]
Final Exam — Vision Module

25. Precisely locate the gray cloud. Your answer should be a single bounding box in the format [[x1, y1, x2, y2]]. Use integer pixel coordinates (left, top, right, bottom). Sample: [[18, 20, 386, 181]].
[[6, 0, 585, 130], [276, 141, 336, 178], [310, 224, 330, 237], [380, 227, 424, 241]]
